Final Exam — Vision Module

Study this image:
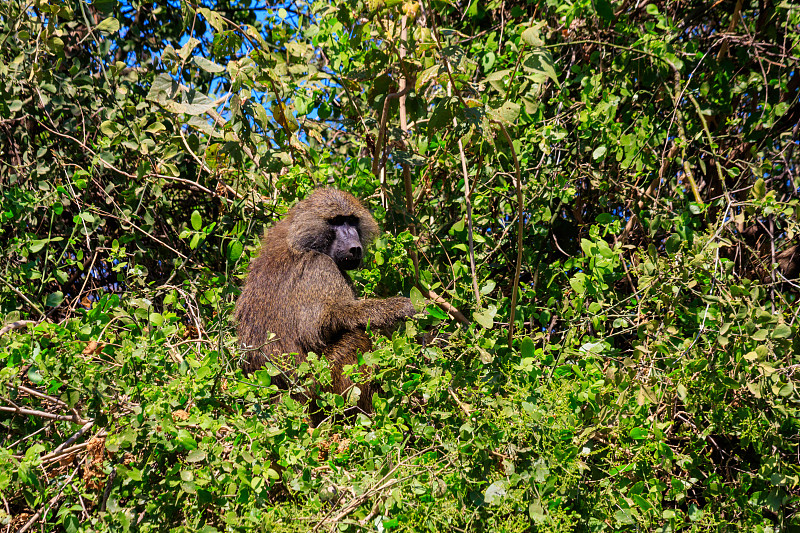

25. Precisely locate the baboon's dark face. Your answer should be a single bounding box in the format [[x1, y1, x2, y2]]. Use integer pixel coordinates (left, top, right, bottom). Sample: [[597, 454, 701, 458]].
[[327, 215, 363, 270]]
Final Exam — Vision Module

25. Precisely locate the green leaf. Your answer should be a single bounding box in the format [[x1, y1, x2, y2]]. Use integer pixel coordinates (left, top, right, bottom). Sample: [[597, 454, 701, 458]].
[[485, 69, 512, 82], [614, 509, 636, 525], [522, 50, 560, 86], [416, 64, 442, 93], [191, 210, 202, 231], [772, 323, 792, 339], [592, 146, 607, 160], [46, 291, 64, 307], [227, 240, 243, 261], [488, 101, 520, 124], [410, 286, 425, 311], [146, 121, 166, 134], [55, 269, 68, 284], [569, 272, 587, 295], [149, 312, 163, 326], [182, 90, 216, 116], [595, 0, 614, 21], [96, 17, 120, 35], [676, 383, 687, 400], [429, 97, 457, 130], [629, 427, 647, 439], [752, 178, 766, 199], [126, 467, 143, 481], [747, 382, 762, 398], [193, 56, 225, 73], [529, 500, 546, 522], [687, 503, 704, 522], [665, 234, 681, 254], [663, 53, 683, 70], [176, 430, 197, 450], [480, 51, 495, 70], [64, 514, 79, 533], [178, 38, 201, 60], [637, 385, 657, 405], [473, 307, 495, 329], [521, 26, 543, 47], [187, 450, 206, 463], [484, 480, 508, 505], [27, 368, 43, 384], [480, 280, 496, 295], [272, 101, 299, 132], [29, 239, 48, 253], [426, 305, 447, 320], [198, 7, 225, 32], [520, 337, 535, 359], [631, 494, 654, 512], [100, 120, 119, 137], [146, 74, 179, 106], [393, 150, 427, 167], [48, 36, 64, 54]]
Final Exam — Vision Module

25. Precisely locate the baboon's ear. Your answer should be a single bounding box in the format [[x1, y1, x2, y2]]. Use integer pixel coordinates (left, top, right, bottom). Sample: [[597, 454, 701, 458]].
[[356, 208, 379, 245]]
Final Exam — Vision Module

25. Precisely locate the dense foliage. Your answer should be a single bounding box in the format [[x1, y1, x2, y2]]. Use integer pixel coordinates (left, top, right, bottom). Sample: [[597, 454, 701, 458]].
[[1, 0, 799, 530]]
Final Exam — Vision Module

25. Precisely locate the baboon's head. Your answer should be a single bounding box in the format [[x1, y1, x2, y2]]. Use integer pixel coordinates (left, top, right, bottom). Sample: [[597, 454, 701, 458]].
[[286, 189, 379, 271]]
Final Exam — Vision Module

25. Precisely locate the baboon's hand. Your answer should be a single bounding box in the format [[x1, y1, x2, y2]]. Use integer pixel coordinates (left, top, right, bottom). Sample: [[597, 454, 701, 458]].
[[369, 297, 415, 331], [392, 297, 416, 320]]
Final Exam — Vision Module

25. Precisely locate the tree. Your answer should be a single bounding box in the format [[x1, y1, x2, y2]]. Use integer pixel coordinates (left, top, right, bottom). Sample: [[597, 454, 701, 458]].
[[1, 0, 799, 529]]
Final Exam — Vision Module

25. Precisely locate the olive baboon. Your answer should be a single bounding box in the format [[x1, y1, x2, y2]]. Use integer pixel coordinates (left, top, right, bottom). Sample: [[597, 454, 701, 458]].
[[235, 189, 415, 416]]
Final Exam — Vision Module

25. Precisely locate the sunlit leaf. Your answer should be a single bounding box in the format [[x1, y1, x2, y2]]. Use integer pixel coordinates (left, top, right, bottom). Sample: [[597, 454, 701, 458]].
[[96, 17, 119, 35]]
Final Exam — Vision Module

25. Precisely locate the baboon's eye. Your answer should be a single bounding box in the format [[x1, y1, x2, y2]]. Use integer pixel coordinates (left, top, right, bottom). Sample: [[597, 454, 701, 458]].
[[328, 216, 359, 226]]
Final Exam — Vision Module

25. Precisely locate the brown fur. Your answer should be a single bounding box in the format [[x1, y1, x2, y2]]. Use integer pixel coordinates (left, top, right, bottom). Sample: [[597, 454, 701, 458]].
[[235, 189, 414, 417]]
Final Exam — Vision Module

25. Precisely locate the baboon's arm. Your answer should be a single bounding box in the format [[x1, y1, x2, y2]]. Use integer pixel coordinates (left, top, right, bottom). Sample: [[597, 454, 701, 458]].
[[292, 253, 414, 346], [328, 297, 415, 332]]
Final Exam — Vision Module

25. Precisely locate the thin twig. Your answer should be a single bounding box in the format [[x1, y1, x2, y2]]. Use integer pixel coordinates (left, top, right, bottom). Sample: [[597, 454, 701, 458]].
[[0, 319, 39, 337], [0, 278, 44, 318], [448, 387, 472, 417], [49, 420, 96, 457], [0, 405, 87, 425], [67, 249, 99, 314], [424, 288, 470, 325], [15, 384, 84, 423], [41, 432, 107, 466], [451, 80, 481, 308], [371, 85, 412, 180], [496, 123, 524, 347], [398, 14, 421, 283], [1, 492, 10, 533]]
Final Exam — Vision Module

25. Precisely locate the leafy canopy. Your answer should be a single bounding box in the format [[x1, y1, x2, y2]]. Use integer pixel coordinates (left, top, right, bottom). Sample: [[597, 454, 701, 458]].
[[1, 0, 800, 530]]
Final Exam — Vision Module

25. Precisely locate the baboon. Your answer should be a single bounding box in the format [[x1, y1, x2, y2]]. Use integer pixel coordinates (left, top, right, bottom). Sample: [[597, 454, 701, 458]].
[[235, 188, 415, 418]]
